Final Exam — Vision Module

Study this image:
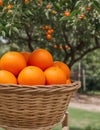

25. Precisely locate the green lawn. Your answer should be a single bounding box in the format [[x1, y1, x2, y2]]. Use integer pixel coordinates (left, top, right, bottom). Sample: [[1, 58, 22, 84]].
[[52, 107, 100, 130], [0, 107, 100, 130]]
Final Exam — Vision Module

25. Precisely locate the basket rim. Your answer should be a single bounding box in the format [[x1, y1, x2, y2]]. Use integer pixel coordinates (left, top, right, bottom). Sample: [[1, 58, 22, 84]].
[[0, 80, 80, 87], [0, 80, 81, 94]]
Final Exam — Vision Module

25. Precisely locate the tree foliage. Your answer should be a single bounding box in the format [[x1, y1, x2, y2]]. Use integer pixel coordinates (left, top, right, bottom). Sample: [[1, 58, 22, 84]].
[[0, 0, 100, 67], [81, 50, 100, 90]]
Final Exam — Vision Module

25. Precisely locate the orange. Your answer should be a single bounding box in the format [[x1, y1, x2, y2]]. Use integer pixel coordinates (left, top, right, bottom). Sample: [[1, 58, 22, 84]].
[[24, 0, 30, 4], [65, 45, 70, 49], [28, 49, 53, 70], [64, 11, 70, 16], [21, 51, 31, 63], [46, 34, 52, 40], [0, 59, 1, 70], [18, 66, 45, 85], [66, 79, 71, 84], [7, 4, 13, 9], [0, 51, 27, 76], [0, 70, 17, 84], [53, 61, 70, 79], [46, 4, 52, 9], [0, 0, 3, 6], [47, 29, 54, 34], [59, 45, 63, 50], [51, 10, 57, 15], [53, 44, 57, 49], [44, 25, 50, 30], [44, 66, 66, 85]]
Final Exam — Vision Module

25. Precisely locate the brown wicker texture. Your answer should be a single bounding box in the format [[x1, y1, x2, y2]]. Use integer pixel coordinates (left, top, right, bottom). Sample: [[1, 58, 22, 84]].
[[0, 81, 81, 130]]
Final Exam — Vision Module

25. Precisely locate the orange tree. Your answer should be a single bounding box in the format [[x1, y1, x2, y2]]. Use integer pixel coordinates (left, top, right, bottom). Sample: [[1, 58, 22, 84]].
[[0, 0, 100, 67]]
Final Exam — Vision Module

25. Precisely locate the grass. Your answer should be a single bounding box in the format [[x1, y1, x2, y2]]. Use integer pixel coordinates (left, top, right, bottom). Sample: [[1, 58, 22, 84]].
[[68, 107, 100, 130], [86, 91, 100, 96], [0, 107, 100, 130], [52, 107, 100, 130], [79, 90, 100, 96]]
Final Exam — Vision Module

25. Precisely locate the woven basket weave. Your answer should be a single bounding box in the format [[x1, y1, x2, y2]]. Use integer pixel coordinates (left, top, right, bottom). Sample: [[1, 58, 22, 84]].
[[0, 81, 80, 130]]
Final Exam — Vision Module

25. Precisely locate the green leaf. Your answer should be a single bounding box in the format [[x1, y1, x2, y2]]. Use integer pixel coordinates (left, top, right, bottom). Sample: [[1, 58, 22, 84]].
[[93, 1, 100, 11], [59, 16, 71, 22], [71, 10, 81, 17], [53, 2, 61, 10], [12, 27, 19, 33], [1, 31, 6, 37], [75, 1, 82, 8], [26, 10, 33, 15], [9, 29, 11, 36], [5, 24, 11, 28], [45, 10, 50, 19]]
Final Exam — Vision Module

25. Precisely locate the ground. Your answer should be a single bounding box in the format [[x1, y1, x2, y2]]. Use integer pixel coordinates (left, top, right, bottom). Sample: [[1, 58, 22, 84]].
[[69, 93, 100, 112]]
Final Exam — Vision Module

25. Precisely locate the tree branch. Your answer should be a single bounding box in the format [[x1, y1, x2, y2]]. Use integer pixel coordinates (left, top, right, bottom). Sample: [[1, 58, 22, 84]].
[[61, 24, 72, 48], [69, 46, 100, 67], [95, 36, 100, 46], [25, 30, 34, 51]]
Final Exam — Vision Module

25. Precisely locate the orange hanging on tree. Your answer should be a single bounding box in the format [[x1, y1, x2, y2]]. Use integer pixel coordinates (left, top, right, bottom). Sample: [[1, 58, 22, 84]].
[[7, 4, 13, 9], [0, 0, 3, 6], [64, 11, 70, 16], [46, 34, 52, 40], [24, 0, 30, 4]]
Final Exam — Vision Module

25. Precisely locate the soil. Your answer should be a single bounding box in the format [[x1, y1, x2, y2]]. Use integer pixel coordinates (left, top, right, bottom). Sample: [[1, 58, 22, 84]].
[[69, 93, 100, 112]]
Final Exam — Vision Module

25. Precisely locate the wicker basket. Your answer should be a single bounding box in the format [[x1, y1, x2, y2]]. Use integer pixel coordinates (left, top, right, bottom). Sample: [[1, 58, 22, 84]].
[[0, 81, 80, 130]]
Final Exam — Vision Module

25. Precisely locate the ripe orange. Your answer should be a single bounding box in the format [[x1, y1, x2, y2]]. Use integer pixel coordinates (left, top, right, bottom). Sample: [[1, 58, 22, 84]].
[[47, 29, 54, 35], [0, 0, 3, 6], [0, 59, 1, 70], [46, 4, 52, 9], [53, 44, 57, 49], [44, 25, 50, 30], [65, 45, 70, 49], [21, 51, 31, 63], [46, 34, 52, 40], [7, 4, 13, 9], [51, 10, 57, 15], [18, 66, 45, 85], [0, 70, 17, 84], [53, 61, 70, 79], [0, 51, 27, 76], [66, 79, 71, 84], [64, 11, 70, 16], [44, 66, 66, 85], [24, 0, 30, 4], [28, 49, 53, 70], [59, 45, 63, 50]]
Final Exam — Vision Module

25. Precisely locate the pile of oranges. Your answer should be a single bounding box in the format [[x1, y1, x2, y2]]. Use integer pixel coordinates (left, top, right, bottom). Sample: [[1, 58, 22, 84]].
[[0, 48, 71, 86]]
